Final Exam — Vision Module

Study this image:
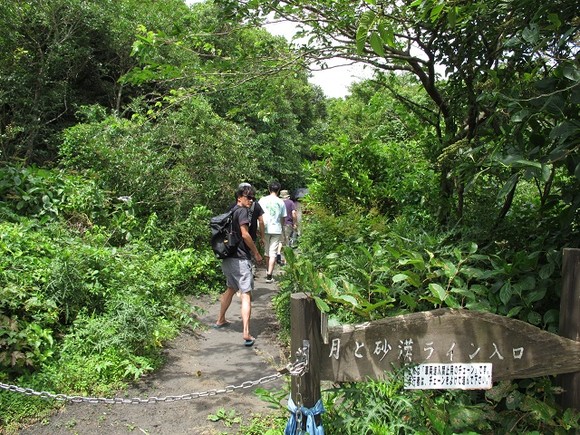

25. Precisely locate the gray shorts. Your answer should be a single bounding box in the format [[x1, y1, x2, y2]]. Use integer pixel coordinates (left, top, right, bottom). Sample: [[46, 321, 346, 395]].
[[221, 257, 254, 293]]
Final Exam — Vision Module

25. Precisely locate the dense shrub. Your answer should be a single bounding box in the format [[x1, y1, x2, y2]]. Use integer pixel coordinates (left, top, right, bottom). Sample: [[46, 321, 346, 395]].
[[0, 164, 106, 225], [276, 197, 576, 433], [60, 97, 262, 223], [0, 210, 222, 429], [308, 135, 437, 218], [0, 221, 61, 375]]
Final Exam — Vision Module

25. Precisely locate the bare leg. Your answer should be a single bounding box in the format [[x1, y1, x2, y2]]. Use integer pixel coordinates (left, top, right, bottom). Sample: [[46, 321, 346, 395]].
[[277, 232, 285, 255], [267, 255, 276, 275], [240, 291, 253, 340], [216, 287, 236, 325]]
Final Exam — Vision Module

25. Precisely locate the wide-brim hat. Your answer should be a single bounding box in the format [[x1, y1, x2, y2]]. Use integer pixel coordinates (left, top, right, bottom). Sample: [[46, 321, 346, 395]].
[[280, 189, 290, 199]]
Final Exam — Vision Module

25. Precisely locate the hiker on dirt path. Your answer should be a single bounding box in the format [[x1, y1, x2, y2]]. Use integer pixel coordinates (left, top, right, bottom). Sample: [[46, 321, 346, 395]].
[[215, 184, 263, 347], [232, 182, 265, 277], [232, 183, 265, 244], [258, 181, 287, 283], [277, 189, 298, 263]]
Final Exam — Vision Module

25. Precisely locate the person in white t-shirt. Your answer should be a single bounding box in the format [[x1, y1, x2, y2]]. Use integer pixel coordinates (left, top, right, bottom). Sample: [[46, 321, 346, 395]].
[[258, 181, 287, 282]]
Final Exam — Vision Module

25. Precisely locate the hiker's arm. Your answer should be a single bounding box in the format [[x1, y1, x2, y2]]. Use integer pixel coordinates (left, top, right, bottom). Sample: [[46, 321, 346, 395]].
[[258, 215, 265, 242], [241, 224, 262, 263]]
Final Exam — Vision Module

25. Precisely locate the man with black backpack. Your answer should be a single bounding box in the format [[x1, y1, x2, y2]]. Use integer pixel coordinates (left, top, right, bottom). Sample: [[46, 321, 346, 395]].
[[229, 183, 265, 279], [214, 184, 263, 347], [234, 183, 265, 245]]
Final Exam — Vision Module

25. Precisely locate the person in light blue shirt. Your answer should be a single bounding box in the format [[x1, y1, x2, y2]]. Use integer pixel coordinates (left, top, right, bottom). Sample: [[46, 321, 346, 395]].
[[258, 181, 287, 282]]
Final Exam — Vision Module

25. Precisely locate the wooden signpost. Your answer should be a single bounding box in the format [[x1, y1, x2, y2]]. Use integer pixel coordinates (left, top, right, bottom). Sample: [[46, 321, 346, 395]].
[[289, 248, 580, 415], [318, 308, 580, 383]]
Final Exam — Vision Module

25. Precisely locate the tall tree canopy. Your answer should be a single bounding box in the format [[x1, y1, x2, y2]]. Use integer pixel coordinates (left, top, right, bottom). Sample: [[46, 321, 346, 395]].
[[215, 0, 579, 234], [116, 0, 328, 190], [0, 0, 190, 163], [0, 0, 324, 206]]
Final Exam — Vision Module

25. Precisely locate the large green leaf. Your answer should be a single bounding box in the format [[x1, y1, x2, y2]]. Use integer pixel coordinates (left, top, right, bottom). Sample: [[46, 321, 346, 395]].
[[499, 282, 513, 305], [369, 32, 385, 57], [392, 271, 422, 287], [497, 173, 519, 201], [356, 10, 376, 55], [501, 155, 542, 169], [429, 3, 445, 22], [377, 22, 395, 47], [428, 283, 446, 302]]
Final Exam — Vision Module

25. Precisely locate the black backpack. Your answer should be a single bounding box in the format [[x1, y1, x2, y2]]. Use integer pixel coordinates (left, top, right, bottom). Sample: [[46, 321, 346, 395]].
[[210, 208, 241, 259]]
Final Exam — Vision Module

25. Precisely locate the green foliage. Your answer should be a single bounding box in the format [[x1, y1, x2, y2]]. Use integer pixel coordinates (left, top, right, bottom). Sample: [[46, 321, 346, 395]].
[[282, 205, 563, 331], [309, 74, 438, 218], [225, 0, 579, 231], [309, 134, 436, 217], [237, 388, 288, 434], [142, 206, 215, 251], [207, 408, 242, 427], [414, 389, 496, 434], [324, 372, 422, 434], [0, 0, 191, 162], [0, 165, 106, 225], [0, 0, 577, 432], [143, 247, 222, 296], [0, 386, 59, 433], [0, 221, 60, 375], [322, 373, 579, 434], [483, 378, 580, 433], [0, 214, 216, 373], [121, 2, 326, 191], [279, 195, 573, 433], [0, 204, 220, 429], [239, 412, 289, 435], [59, 97, 261, 220]]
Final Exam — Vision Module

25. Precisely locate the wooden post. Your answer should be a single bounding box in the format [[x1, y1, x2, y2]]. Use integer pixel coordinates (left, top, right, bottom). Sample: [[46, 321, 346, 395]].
[[558, 248, 580, 411], [290, 293, 322, 409]]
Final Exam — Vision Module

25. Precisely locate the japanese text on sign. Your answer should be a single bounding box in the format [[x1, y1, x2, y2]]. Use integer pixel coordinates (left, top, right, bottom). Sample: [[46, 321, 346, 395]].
[[328, 337, 524, 363], [404, 363, 493, 390]]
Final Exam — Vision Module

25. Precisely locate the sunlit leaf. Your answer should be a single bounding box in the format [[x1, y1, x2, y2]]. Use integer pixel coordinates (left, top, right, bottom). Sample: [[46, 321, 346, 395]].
[[392, 273, 409, 283], [467, 242, 478, 254], [443, 294, 460, 308], [377, 23, 394, 47], [356, 10, 376, 54], [428, 283, 446, 301], [313, 295, 330, 313], [429, 4, 444, 22], [337, 294, 359, 306], [370, 32, 385, 57]]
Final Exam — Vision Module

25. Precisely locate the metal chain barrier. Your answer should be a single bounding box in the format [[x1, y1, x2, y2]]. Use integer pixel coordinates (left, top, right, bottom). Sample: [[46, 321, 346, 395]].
[[293, 342, 309, 434], [0, 360, 308, 405]]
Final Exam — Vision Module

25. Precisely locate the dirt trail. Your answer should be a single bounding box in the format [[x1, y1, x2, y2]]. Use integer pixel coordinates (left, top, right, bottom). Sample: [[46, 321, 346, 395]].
[[18, 274, 289, 435]]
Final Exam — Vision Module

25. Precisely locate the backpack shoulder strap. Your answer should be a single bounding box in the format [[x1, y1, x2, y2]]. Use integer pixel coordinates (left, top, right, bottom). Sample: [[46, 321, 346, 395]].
[[248, 203, 255, 226]]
